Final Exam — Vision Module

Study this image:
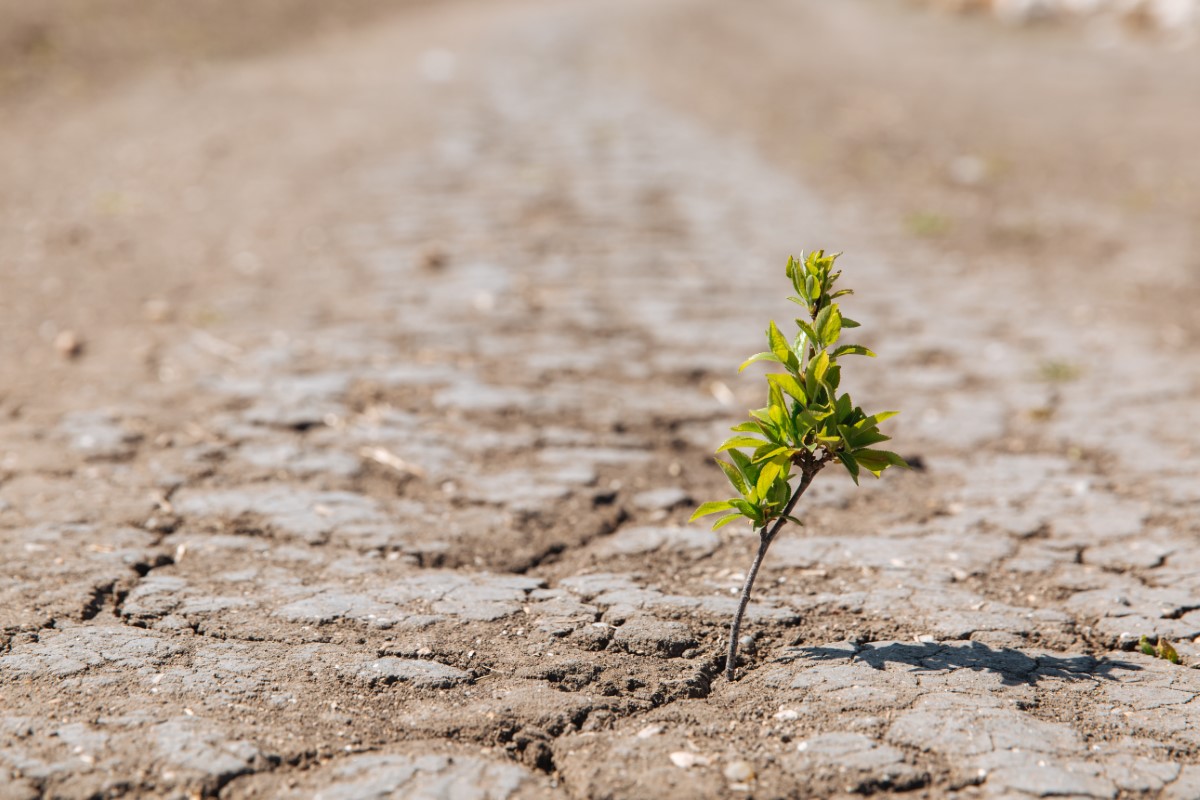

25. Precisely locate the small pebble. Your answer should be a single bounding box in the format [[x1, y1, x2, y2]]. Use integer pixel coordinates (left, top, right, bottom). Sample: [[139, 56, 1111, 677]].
[[55, 330, 84, 359], [669, 752, 708, 769], [723, 760, 755, 782]]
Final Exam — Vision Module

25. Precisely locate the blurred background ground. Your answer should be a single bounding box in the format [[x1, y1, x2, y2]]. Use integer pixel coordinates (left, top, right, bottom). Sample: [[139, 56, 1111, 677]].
[[3, 0, 1198, 407]]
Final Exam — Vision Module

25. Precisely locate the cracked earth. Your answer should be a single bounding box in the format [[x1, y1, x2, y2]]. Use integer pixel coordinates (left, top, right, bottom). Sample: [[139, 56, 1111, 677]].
[[2, 0, 1200, 797]]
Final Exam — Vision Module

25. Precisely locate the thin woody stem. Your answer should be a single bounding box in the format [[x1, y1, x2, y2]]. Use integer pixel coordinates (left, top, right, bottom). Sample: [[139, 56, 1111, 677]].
[[725, 462, 823, 681]]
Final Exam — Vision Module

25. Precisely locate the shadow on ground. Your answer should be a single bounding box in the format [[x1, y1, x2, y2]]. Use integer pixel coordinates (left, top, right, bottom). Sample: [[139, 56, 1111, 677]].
[[794, 640, 1140, 687]]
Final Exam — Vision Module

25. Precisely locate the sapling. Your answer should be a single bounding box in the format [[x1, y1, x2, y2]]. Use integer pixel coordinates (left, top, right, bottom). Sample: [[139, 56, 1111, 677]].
[[692, 250, 906, 681]]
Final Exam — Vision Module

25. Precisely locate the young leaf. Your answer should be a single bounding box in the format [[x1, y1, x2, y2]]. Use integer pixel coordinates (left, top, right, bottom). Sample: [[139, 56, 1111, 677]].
[[809, 350, 829, 380], [786, 255, 807, 301], [805, 350, 829, 399], [767, 321, 799, 371], [690, 500, 736, 521], [767, 373, 807, 405], [824, 365, 841, 394], [1158, 638, 1181, 664], [862, 410, 899, 427], [739, 351, 784, 373], [768, 380, 786, 415], [712, 513, 744, 531], [840, 317, 861, 329], [730, 499, 765, 527], [794, 409, 820, 432], [837, 451, 861, 485], [768, 474, 792, 507], [794, 319, 821, 350], [755, 460, 782, 500], [847, 429, 891, 449], [1139, 635, 1156, 656], [852, 449, 908, 476], [831, 344, 876, 359], [834, 393, 853, 423], [752, 442, 790, 463], [716, 459, 748, 495], [815, 433, 842, 451], [724, 448, 753, 472], [718, 436, 766, 452], [727, 448, 760, 484], [815, 304, 842, 348]]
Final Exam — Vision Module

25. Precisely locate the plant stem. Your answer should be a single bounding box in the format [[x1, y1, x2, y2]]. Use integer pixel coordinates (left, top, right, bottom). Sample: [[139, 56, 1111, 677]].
[[725, 465, 821, 681]]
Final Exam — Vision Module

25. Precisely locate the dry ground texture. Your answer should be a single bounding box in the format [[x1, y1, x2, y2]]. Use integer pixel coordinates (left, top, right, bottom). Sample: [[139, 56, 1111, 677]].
[[2, 0, 1200, 798]]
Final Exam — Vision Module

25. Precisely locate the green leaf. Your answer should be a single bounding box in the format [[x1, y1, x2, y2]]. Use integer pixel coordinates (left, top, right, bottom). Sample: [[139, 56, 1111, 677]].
[[738, 351, 784, 373], [727, 449, 760, 484], [1139, 635, 1156, 656], [763, 421, 787, 444], [840, 317, 861, 329], [852, 449, 909, 476], [690, 500, 736, 521], [718, 436, 765, 453], [786, 255, 807, 300], [805, 350, 829, 399], [711, 513, 743, 531], [794, 409, 820, 432], [767, 373, 807, 405], [794, 319, 820, 349], [730, 499, 764, 527], [830, 289, 853, 299], [848, 429, 891, 449], [1159, 638, 1181, 664], [767, 321, 799, 371], [752, 444, 792, 463], [782, 515, 805, 527], [768, 474, 791, 507], [752, 442, 778, 462], [831, 344, 876, 359], [731, 421, 766, 435], [715, 459, 748, 495], [825, 365, 841, 395], [815, 304, 842, 348], [834, 393, 853, 422], [863, 410, 899, 427], [756, 460, 782, 499], [815, 433, 842, 451], [837, 451, 861, 485], [768, 380, 786, 414]]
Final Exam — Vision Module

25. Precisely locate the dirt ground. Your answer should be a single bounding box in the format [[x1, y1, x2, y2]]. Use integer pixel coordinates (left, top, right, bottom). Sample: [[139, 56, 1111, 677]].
[[2, 1, 1200, 797]]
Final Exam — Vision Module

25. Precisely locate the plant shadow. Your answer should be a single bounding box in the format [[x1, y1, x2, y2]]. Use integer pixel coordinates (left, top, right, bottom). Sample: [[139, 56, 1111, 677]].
[[792, 640, 1141, 687]]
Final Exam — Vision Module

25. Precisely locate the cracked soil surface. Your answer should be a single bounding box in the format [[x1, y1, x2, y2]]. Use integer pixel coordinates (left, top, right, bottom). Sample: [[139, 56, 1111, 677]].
[[2, 0, 1200, 797]]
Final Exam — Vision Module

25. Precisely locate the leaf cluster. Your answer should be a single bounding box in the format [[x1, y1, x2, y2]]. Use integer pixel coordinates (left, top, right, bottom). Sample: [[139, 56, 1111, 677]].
[[693, 251, 906, 531], [1139, 635, 1181, 665]]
